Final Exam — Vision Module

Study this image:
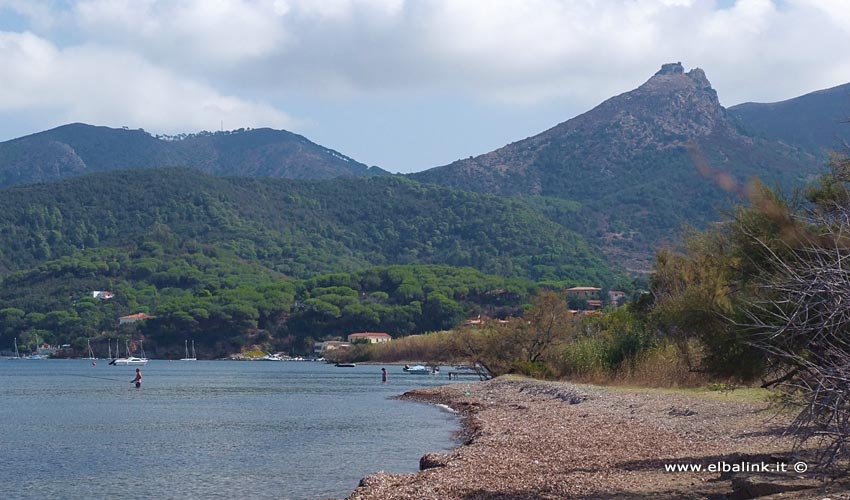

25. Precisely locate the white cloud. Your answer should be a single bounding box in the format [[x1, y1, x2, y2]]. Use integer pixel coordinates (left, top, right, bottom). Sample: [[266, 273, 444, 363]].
[[5, 0, 848, 107], [74, 0, 291, 64], [2, 0, 850, 153], [0, 30, 294, 133], [799, 0, 850, 33]]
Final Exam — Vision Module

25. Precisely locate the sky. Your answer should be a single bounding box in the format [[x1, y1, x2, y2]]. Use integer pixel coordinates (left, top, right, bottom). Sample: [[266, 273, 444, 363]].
[[1, 0, 850, 174]]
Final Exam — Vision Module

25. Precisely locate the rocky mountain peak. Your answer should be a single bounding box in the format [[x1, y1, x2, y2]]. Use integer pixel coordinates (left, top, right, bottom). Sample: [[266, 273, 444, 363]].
[[538, 62, 726, 147], [608, 62, 725, 140], [644, 62, 714, 92], [655, 62, 685, 76], [686, 67, 711, 88], [653, 63, 710, 88]]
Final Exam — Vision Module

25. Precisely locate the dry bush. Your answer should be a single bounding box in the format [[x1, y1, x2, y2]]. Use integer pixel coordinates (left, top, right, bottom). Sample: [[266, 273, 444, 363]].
[[366, 330, 458, 363], [563, 340, 708, 387], [615, 341, 708, 387], [742, 208, 850, 473]]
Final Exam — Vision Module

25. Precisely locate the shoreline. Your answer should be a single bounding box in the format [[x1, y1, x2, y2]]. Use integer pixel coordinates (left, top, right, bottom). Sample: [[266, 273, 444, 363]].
[[346, 377, 849, 499]]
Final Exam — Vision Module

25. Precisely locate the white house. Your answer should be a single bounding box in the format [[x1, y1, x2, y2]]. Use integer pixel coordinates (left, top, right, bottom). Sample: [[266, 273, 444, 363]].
[[347, 332, 392, 344]]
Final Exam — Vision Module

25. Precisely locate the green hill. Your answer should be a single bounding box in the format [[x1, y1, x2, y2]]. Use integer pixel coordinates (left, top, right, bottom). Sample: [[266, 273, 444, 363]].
[[729, 82, 850, 158], [0, 167, 614, 284], [0, 241, 539, 359], [0, 123, 385, 189]]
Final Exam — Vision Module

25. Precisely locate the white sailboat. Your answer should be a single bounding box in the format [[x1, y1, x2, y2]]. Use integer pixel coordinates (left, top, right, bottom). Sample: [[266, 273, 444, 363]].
[[11, 337, 20, 359], [179, 340, 197, 361], [109, 339, 148, 366], [82, 339, 97, 360]]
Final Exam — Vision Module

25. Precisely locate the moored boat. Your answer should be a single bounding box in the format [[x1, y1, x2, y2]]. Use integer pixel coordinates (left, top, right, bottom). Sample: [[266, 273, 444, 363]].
[[403, 364, 434, 374], [179, 340, 197, 361], [82, 339, 97, 360], [109, 339, 148, 366]]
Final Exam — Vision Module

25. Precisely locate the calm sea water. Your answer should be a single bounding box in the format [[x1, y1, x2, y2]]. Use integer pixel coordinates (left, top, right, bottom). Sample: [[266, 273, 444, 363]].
[[0, 360, 465, 500]]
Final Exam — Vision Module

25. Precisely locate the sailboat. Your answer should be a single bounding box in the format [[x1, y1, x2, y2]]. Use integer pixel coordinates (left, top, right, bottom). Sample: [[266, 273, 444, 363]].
[[109, 339, 148, 366], [82, 339, 97, 360], [179, 340, 197, 361], [11, 337, 20, 359]]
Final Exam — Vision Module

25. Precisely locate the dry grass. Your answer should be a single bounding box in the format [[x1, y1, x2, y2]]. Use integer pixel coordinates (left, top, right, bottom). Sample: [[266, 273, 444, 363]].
[[562, 341, 711, 388], [365, 330, 457, 363]]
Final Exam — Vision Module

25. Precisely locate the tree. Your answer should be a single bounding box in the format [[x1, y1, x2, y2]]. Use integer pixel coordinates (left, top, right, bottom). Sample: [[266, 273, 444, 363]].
[[450, 290, 576, 378], [515, 290, 575, 364]]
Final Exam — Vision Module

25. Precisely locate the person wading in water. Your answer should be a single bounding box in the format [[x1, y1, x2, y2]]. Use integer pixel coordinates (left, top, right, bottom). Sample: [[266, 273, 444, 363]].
[[131, 368, 142, 388]]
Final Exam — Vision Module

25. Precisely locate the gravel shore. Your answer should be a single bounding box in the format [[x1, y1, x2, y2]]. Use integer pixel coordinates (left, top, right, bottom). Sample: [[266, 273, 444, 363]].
[[346, 377, 848, 500]]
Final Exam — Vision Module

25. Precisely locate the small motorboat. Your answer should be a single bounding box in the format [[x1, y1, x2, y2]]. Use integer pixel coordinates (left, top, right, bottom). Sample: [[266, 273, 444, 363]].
[[334, 362, 356, 367], [403, 364, 433, 375]]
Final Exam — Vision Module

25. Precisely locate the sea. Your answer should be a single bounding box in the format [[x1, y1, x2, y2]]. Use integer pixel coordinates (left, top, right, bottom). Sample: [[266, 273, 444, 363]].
[[0, 359, 466, 500]]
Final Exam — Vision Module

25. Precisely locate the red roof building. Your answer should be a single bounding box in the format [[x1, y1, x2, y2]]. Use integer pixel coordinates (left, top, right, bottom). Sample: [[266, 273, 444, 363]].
[[119, 312, 154, 325]]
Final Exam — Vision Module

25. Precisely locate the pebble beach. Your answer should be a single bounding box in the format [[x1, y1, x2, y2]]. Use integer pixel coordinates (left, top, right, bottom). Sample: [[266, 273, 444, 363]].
[[346, 377, 849, 500]]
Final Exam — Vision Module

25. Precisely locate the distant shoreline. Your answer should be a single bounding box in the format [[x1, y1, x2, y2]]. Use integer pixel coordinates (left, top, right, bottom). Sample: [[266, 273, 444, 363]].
[[346, 377, 844, 499]]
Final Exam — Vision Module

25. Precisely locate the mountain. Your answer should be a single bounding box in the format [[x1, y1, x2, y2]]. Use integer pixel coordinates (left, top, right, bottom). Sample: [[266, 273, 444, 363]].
[[0, 167, 616, 284], [729, 82, 850, 158], [411, 63, 822, 271], [0, 123, 386, 188]]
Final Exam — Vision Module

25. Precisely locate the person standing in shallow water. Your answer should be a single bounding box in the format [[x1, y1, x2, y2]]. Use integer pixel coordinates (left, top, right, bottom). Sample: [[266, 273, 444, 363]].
[[381, 367, 387, 383], [131, 368, 142, 388]]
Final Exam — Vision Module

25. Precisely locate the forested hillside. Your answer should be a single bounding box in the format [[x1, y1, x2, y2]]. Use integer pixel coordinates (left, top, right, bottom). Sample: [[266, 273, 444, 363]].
[[729, 82, 850, 158], [0, 123, 385, 189], [0, 167, 614, 283], [0, 168, 628, 357], [0, 237, 540, 359]]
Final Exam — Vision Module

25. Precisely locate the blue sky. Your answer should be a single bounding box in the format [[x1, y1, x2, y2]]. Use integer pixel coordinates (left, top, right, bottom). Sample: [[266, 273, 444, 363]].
[[1, 0, 849, 173]]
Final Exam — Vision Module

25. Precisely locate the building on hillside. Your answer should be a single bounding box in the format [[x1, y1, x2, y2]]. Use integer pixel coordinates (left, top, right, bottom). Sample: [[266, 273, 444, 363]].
[[314, 341, 351, 354], [36, 343, 59, 356], [119, 312, 154, 325], [465, 315, 509, 326], [566, 286, 602, 300], [465, 315, 484, 326], [586, 299, 604, 310], [92, 290, 115, 300], [608, 290, 627, 306], [347, 332, 392, 343]]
